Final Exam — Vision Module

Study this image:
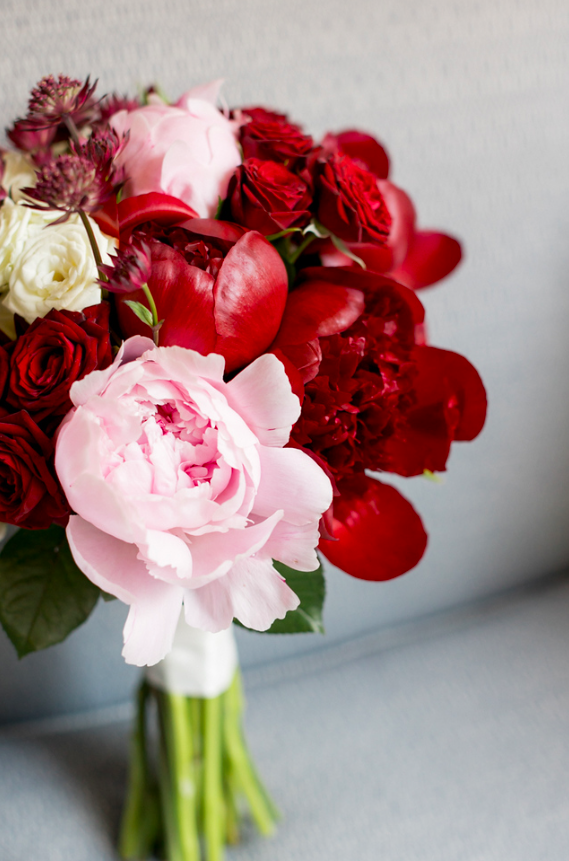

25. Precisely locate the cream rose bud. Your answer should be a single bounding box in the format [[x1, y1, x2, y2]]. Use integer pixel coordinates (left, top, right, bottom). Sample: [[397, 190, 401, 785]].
[[1, 151, 37, 202], [2, 205, 115, 324]]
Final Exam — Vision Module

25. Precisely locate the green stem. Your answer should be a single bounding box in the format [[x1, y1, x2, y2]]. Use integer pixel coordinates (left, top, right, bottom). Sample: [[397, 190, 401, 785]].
[[203, 695, 224, 861], [119, 682, 160, 859], [141, 282, 161, 345], [63, 114, 81, 147], [289, 233, 316, 264], [222, 672, 279, 835], [78, 209, 104, 271], [157, 690, 201, 861]]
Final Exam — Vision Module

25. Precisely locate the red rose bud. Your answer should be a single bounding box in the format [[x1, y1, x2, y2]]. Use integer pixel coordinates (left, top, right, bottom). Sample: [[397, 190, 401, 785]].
[[7, 305, 112, 424], [239, 107, 314, 166], [99, 240, 152, 293], [228, 158, 312, 235], [316, 152, 391, 245], [116, 223, 288, 373], [0, 411, 70, 529]]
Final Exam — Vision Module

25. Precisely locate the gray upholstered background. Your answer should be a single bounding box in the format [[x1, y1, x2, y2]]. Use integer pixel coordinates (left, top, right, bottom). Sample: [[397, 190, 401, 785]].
[[1, 0, 568, 723]]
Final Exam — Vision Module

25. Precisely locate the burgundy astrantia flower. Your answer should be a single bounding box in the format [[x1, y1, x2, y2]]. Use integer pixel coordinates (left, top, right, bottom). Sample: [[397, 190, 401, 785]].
[[5, 304, 112, 426], [228, 158, 312, 235], [98, 239, 152, 294], [6, 122, 56, 162], [26, 74, 97, 129], [94, 93, 141, 128], [239, 107, 314, 167], [316, 152, 392, 245], [24, 145, 119, 216]]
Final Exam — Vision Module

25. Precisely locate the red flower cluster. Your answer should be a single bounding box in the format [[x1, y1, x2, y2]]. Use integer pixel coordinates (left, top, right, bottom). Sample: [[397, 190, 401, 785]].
[[0, 74, 486, 589]]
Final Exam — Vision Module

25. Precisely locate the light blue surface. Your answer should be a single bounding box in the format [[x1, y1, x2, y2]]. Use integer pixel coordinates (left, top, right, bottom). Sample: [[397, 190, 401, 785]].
[[2, 573, 569, 860], [0, 0, 568, 721]]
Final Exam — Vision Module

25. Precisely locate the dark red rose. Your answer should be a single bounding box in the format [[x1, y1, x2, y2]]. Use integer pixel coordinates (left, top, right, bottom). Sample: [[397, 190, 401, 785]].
[[321, 130, 390, 179], [0, 411, 70, 529], [239, 107, 314, 166], [228, 158, 312, 235], [316, 153, 391, 244], [116, 220, 289, 373], [318, 473, 428, 581], [7, 304, 112, 424]]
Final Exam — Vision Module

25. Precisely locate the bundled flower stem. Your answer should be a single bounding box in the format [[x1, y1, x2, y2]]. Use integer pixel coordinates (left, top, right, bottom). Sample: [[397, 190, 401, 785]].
[[120, 670, 279, 861]]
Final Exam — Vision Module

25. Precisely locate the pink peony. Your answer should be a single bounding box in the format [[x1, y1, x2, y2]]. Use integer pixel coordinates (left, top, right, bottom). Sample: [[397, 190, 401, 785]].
[[54, 337, 332, 666], [111, 82, 241, 217]]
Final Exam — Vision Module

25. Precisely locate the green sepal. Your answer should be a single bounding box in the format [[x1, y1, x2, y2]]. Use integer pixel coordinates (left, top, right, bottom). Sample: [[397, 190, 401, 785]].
[[0, 525, 100, 657], [236, 559, 325, 635], [124, 299, 153, 329]]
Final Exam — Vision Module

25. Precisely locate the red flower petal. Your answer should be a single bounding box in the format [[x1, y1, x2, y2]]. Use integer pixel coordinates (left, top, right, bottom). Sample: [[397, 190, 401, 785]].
[[323, 130, 390, 179], [273, 281, 365, 347], [319, 474, 427, 580], [116, 241, 217, 354], [428, 347, 487, 441], [270, 348, 305, 401], [91, 198, 119, 238], [213, 231, 288, 373], [118, 192, 199, 239], [389, 231, 462, 290]]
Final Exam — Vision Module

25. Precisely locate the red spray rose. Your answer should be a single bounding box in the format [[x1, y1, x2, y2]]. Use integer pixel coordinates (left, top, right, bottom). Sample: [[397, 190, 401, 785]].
[[239, 107, 314, 167], [6, 304, 112, 425], [0, 411, 70, 529], [315, 152, 392, 244], [228, 158, 312, 235]]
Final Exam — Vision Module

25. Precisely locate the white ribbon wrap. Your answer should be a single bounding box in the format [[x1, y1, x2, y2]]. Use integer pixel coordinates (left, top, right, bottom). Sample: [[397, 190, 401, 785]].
[[146, 618, 238, 699]]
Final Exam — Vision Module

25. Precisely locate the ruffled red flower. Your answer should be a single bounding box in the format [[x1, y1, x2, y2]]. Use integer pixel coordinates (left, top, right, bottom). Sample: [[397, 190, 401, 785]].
[[228, 158, 312, 235], [316, 152, 392, 244], [239, 107, 314, 167]]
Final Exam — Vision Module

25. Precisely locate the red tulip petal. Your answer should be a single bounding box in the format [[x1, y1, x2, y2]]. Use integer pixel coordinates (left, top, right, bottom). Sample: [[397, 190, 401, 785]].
[[273, 282, 365, 347], [328, 130, 390, 179], [116, 242, 217, 353], [319, 475, 428, 581], [213, 232, 289, 373], [118, 193, 199, 239], [390, 231, 462, 290]]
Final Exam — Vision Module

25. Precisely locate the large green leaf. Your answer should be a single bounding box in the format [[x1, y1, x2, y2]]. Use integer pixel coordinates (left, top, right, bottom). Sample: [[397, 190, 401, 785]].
[[237, 559, 326, 635], [0, 525, 100, 657]]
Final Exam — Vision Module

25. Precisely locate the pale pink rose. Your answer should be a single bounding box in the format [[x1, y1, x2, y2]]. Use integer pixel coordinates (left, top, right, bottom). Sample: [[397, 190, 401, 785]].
[[55, 337, 332, 667], [111, 81, 241, 217]]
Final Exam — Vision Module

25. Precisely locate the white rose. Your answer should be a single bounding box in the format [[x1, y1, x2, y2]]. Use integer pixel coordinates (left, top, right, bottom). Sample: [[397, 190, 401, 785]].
[[1, 151, 37, 202], [0, 199, 57, 288], [2, 207, 115, 324]]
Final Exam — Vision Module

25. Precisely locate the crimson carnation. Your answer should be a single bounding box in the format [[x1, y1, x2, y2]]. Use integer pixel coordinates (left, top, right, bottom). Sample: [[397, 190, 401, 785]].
[[316, 152, 392, 244], [239, 107, 314, 166], [0, 411, 70, 529], [228, 158, 312, 235], [6, 304, 112, 425], [290, 277, 418, 481]]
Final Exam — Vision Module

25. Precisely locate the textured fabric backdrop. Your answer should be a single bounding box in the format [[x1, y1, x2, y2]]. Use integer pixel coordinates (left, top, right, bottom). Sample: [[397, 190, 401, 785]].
[[0, 0, 568, 721]]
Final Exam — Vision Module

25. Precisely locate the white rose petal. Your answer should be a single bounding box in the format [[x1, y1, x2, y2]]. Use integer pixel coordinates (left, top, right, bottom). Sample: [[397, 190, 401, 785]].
[[1, 207, 115, 324], [1, 151, 37, 203]]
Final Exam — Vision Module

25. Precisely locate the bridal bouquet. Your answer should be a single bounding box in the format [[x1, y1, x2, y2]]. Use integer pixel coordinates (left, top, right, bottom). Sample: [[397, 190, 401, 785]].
[[0, 74, 486, 860]]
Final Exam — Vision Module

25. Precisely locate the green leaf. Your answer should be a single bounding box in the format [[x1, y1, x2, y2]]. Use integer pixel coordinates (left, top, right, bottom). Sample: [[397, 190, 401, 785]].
[[236, 559, 326, 635], [0, 526, 100, 657], [214, 196, 224, 219], [330, 234, 367, 269], [124, 300, 153, 329]]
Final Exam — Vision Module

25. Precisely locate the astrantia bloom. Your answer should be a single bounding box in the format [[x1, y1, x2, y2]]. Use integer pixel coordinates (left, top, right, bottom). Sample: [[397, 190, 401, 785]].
[[55, 338, 332, 666]]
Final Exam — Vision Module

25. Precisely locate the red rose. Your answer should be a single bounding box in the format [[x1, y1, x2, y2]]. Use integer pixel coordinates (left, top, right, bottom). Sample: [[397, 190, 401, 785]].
[[316, 153, 391, 244], [228, 158, 312, 235], [321, 130, 390, 179], [7, 304, 113, 425], [0, 411, 70, 529], [116, 220, 289, 373], [239, 107, 314, 166]]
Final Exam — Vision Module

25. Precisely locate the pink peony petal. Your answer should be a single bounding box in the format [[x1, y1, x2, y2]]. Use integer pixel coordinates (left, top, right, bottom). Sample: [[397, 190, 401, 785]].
[[253, 447, 333, 526]]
